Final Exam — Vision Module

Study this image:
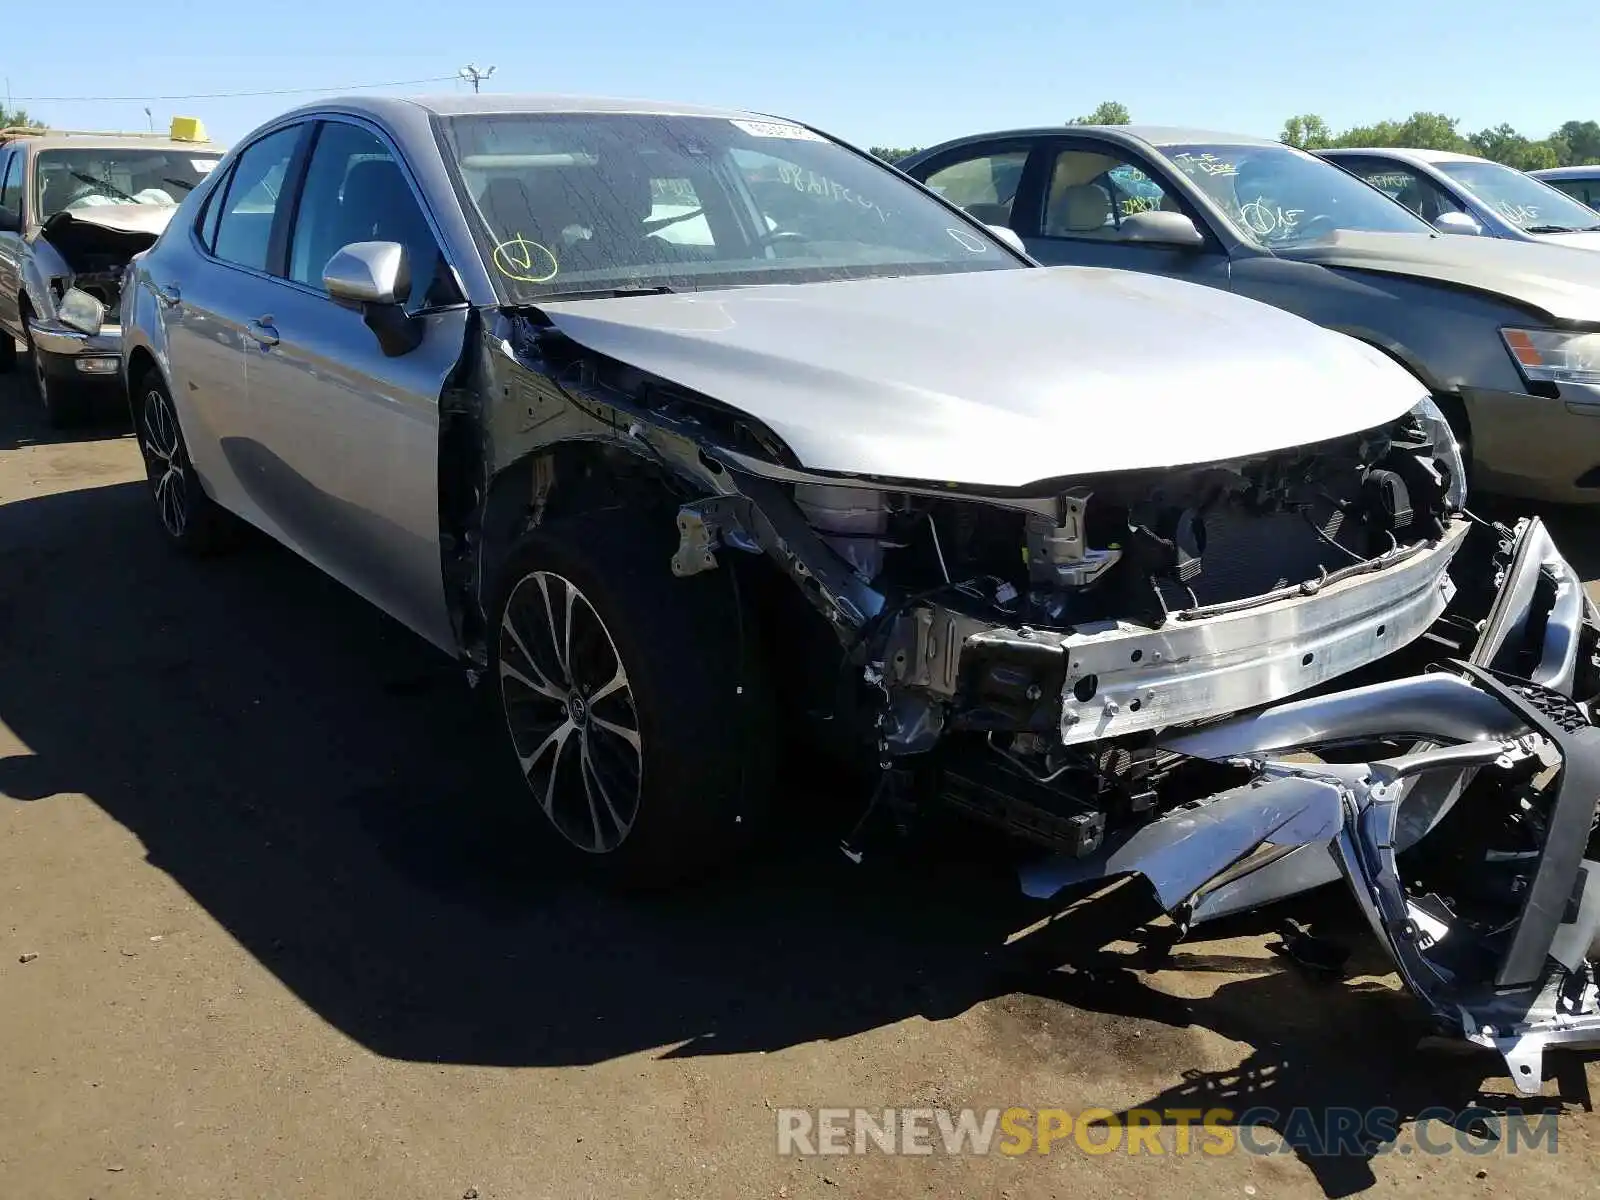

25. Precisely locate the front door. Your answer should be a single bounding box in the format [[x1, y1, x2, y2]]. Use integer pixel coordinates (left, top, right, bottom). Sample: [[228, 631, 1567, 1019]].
[[236, 117, 467, 651]]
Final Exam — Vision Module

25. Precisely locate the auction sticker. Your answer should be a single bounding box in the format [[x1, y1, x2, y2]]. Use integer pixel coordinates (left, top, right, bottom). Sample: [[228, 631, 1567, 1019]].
[[730, 119, 826, 142]]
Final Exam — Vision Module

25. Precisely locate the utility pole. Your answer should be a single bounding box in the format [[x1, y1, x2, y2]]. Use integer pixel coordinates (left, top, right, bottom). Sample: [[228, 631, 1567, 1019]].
[[458, 64, 496, 94]]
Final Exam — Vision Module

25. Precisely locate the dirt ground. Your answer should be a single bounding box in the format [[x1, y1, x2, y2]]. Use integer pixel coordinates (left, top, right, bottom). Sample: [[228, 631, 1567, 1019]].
[[3, 374, 1600, 1200]]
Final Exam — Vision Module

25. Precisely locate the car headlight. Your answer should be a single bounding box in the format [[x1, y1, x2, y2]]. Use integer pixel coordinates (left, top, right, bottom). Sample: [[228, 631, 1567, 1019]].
[[58, 287, 106, 337], [1501, 327, 1600, 386], [1412, 395, 1468, 510]]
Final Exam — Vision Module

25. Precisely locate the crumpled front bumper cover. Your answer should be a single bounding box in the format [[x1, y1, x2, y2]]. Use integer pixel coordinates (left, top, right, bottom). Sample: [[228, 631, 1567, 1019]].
[[1019, 517, 1600, 1094]]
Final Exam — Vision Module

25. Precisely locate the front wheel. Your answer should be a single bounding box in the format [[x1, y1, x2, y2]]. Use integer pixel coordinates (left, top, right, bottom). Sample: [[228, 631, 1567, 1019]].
[[489, 508, 775, 886], [20, 318, 87, 427]]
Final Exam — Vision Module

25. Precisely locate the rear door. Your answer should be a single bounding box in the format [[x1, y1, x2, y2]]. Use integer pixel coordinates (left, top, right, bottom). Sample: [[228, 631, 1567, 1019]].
[[911, 140, 1040, 232], [1016, 137, 1232, 290], [236, 116, 467, 651], [159, 121, 309, 520]]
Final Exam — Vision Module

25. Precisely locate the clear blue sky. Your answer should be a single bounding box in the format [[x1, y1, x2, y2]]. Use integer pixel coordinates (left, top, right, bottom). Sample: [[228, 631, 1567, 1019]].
[[6, 0, 1597, 148]]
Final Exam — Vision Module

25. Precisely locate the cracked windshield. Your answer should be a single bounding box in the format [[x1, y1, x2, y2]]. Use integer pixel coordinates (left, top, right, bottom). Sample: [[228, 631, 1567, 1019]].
[[1164, 142, 1430, 246]]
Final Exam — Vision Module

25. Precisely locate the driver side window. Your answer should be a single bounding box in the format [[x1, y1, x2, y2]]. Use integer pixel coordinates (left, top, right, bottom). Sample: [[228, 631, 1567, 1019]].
[[1340, 159, 1463, 223], [286, 121, 448, 312], [1041, 149, 1178, 241]]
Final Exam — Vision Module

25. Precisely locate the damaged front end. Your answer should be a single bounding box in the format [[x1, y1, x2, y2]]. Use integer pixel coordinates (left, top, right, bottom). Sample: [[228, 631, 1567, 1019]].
[[25, 207, 173, 368], [477, 310, 1600, 1085], [670, 401, 1600, 1089]]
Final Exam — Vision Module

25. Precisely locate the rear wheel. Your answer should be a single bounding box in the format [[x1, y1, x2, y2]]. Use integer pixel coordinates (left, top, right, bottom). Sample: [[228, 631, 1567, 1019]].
[[490, 508, 775, 886], [133, 371, 234, 554]]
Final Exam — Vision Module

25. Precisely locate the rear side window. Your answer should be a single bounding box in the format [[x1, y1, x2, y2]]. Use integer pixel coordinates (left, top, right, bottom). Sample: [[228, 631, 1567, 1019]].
[[211, 125, 301, 272], [921, 149, 1030, 227]]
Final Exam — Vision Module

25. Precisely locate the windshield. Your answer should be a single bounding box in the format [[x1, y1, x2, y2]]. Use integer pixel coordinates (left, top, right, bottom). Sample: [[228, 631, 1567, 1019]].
[[35, 148, 222, 221], [1434, 160, 1600, 233], [1160, 142, 1432, 248], [437, 112, 1021, 301]]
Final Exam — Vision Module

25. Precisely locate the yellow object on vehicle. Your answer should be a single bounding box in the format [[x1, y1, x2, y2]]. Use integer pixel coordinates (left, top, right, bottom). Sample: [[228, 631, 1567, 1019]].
[[168, 116, 207, 142]]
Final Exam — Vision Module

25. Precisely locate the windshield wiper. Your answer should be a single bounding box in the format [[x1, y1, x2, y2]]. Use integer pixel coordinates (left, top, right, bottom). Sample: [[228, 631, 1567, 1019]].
[[1524, 224, 1589, 234], [163, 177, 197, 192], [69, 170, 136, 202], [533, 285, 679, 301]]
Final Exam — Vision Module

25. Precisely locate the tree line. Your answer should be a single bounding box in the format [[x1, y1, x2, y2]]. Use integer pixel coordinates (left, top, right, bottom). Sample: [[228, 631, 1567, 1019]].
[[871, 101, 1600, 172]]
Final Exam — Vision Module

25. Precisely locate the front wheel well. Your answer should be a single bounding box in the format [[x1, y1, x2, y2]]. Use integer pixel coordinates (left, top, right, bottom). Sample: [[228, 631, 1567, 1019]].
[[461, 440, 702, 654], [125, 347, 162, 421]]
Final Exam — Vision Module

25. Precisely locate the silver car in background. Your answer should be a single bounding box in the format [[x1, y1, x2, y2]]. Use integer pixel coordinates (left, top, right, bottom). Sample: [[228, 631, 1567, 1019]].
[[120, 94, 1600, 1092], [0, 125, 222, 423], [1321, 147, 1600, 248], [1532, 165, 1600, 211]]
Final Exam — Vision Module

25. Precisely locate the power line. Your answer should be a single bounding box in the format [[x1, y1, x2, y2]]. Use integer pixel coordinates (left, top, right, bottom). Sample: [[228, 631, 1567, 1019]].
[[7, 75, 461, 103]]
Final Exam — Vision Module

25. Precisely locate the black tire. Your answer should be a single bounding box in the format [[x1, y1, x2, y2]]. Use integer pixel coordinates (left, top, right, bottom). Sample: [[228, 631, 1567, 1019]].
[[132, 370, 234, 554], [19, 309, 88, 427], [489, 507, 776, 887]]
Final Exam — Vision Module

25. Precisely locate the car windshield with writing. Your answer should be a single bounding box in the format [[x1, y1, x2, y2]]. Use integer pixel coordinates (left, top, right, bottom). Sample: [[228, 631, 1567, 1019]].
[[1434, 159, 1600, 233], [35, 148, 223, 221], [1161, 143, 1432, 248], [436, 112, 1021, 301]]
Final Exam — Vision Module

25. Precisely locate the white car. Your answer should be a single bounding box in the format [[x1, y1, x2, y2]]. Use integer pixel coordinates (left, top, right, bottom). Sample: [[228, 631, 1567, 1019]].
[[1322, 147, 1600, 248]]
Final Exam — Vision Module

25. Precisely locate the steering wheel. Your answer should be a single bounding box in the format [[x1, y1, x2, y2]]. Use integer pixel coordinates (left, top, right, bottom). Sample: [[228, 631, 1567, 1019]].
[[756, 229, 812, 247], [1294, 214, 1339, 241]]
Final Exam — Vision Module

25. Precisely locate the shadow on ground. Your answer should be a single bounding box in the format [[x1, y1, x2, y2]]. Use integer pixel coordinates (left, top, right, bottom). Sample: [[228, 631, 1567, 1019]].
[[1, 395, 1596, 1196], [0, 378, 130, 451]]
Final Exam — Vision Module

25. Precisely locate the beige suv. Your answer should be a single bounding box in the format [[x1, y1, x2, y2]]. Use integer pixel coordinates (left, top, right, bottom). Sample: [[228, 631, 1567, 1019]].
[[0, 123, 221, 424]]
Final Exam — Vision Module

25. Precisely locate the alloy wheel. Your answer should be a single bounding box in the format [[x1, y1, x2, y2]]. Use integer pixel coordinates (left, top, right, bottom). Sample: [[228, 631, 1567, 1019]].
[[498, 570, 643, 853], [140, 387, 189, 538]]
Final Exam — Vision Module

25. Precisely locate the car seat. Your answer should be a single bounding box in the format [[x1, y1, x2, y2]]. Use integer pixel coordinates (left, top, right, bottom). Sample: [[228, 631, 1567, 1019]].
[[1046, 183, 1116, 237]]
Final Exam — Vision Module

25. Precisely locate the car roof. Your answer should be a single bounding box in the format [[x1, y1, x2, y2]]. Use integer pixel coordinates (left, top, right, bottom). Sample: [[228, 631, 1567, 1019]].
[[272, 92, 774, 125], [900, 125, 1285, 168], [917, 124, 1281, 151], [4, 133, 221, 154], [1322, 147, 1489, 166], [1531, 165, 1600, 180]]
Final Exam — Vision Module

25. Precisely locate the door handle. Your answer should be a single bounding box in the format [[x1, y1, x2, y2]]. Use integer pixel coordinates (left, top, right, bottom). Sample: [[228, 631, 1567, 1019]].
[[152, 281, 181, 309], [247, 316, 279, 348]]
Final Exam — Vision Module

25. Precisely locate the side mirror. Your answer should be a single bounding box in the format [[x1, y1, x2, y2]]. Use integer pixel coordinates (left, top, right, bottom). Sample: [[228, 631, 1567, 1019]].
[[324, 240, 411, 307], [59, 287, 106, 336], [984, 224, 1027, 254], [323, 241, 422, 357], [1433, 211, 1483, 237], [1116, 210, 1206, 248]]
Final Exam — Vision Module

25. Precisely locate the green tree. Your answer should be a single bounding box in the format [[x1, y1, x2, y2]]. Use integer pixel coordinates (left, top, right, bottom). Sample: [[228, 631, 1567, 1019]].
[[1068, 101, 1131, 126], [1334, 111, 1469, 152], [868, 146, 922, 164], [0, 104, 41, 130], [1556, 120, 1600, 165], [1281, 114, 1333, 149], [1469, 124, 1559, 171]]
